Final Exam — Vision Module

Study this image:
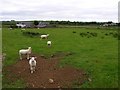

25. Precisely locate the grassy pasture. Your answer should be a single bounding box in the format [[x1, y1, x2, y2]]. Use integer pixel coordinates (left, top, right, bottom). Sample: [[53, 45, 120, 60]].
[[0, 29, 2, 90], [2, 27, 118, 88]]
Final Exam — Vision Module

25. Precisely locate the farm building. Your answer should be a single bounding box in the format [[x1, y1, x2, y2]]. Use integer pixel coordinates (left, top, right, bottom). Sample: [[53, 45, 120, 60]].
[[102, 23, 117, 27], [37, 22, 49, 28], [16, 22, 33, 28], [16, 21, 49, 28], [16, 23, 26, 28]]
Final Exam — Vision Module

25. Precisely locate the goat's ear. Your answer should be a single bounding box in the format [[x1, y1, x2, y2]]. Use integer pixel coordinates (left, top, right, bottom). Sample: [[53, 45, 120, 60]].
[[35, 57, 37, 59], [29, 57, 32, 59]]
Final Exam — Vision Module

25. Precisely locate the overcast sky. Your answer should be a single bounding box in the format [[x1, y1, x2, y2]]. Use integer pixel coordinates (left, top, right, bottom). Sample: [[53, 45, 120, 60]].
[[0, 0, 119, 22]]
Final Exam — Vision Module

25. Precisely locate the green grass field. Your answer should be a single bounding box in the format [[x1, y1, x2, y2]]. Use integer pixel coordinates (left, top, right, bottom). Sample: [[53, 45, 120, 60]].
[[2, 27, 118, 88], [0, 29, 2, 90]]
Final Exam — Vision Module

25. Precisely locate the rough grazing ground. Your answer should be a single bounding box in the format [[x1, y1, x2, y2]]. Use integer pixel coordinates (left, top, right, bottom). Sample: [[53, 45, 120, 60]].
[[3, 53, 88, 88]]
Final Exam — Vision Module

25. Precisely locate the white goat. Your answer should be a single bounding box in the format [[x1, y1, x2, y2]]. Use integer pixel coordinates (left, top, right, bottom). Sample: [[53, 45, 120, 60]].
[[9, 28, 13, 30], [29, 57, 37, 73], [47, 41, 51, 47], [40, 34, 49, 39], [19, 47, 31, 60], [21, 28, 25, 31]]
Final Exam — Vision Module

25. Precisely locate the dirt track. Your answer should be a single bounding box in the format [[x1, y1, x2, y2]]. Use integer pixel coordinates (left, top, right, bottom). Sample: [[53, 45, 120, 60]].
[[3, 53, 88, 88]]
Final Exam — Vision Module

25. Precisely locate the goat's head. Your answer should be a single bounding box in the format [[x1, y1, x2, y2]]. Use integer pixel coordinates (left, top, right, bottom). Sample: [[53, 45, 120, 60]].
[[28, 47, 31, 49], [28, 47, 32, 53], [47, 34, 49, 36]]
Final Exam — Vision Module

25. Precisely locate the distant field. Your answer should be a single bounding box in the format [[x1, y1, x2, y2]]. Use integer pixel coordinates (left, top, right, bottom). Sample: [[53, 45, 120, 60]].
[[2, 27, 118, 88]]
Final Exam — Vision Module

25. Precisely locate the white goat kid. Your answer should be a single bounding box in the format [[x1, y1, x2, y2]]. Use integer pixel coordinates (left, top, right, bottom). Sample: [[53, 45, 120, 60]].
[[21, 28, 25, 31], [47, 41, 51, 47], [19, 47, 31, 60], [29, 57, 37, 73], [40, 34, 49, 39]]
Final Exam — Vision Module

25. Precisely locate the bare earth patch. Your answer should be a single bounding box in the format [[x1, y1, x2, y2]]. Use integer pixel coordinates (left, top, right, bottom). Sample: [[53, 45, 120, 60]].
[[3, 53, 88, 88]]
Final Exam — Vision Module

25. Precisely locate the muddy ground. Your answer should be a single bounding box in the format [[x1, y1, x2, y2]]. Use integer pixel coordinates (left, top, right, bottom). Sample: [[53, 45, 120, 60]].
[[3, 53, 88, 88]]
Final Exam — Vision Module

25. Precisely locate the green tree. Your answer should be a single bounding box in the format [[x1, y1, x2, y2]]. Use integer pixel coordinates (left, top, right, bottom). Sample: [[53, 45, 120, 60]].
[[33, 20, 39, 26]]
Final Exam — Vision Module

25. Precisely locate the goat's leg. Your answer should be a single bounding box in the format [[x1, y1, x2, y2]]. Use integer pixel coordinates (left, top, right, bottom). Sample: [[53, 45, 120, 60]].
[[30, 67, 33, 73], [40, 37, 42, 40], [31, 70, 33, 73], [19, 53, 22, 60], [33, 67, 35, 71], [27, 54, 29, 59]]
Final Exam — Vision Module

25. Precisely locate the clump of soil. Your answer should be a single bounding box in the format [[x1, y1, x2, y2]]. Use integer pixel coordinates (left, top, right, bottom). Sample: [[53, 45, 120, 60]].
[[3, 53, 88, 88]]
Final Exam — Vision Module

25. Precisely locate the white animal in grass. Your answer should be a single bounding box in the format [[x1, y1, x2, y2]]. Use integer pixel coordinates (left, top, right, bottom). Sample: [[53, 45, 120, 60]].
[[21, 28, 25, 31], [40, 34, 49, 39], [47, 41, 51, 47], [29, 57, 37, 73], [19, 47, 31, 60], [9, 28, 13, 30]]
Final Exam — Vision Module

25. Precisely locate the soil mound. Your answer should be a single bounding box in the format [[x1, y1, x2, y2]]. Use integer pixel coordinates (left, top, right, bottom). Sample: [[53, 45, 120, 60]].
[[3, 54, 87, 88]]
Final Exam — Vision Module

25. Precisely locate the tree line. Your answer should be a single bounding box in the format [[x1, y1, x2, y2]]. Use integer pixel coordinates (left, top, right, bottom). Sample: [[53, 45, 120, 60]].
[[2, 20, 119, 28]]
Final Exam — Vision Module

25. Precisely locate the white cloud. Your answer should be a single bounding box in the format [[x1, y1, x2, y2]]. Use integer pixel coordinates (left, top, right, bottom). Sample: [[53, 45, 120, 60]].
[[0, 0, 119, 22]]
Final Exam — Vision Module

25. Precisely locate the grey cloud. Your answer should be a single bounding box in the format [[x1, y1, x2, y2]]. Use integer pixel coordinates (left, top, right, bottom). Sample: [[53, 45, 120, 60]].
[[1, 0, 119, 22]]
